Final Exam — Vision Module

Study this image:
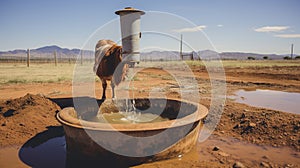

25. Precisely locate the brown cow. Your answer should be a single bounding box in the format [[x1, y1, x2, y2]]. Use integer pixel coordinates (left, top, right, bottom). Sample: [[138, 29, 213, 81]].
[[94, 40, 127, 100]]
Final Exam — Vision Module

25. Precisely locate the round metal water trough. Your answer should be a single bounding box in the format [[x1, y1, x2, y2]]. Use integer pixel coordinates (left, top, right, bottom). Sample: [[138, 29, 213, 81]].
[[57, 98, 208, 166]]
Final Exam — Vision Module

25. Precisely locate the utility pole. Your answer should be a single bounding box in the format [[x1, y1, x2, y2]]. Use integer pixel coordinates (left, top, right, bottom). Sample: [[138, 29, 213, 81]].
[[291, 44, 294, 59], [180, 34, 183, 60], [27, 49, 30, 67]]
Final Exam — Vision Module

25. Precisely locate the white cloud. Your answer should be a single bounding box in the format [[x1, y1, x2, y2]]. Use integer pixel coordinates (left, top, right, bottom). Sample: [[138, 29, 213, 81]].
[[217, 24, 223, 27], [274, 34, 300, 38], [254, 26, 289, 32], [172, 25, 206, 33]]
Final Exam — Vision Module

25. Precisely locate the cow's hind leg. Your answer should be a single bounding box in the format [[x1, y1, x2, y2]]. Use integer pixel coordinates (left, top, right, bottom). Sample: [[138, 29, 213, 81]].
[[111, 82, 115, 99]]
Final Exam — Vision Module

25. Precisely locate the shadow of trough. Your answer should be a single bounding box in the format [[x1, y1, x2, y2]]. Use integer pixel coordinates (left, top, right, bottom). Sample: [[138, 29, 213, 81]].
[[50, 97, 104, 112], [19, 97, 140, 168], [18, 126, 66, 168], [18, 123, 143, 168]]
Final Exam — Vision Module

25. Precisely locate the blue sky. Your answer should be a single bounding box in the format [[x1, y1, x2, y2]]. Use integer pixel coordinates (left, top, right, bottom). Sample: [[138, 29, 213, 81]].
[[0, 0, 300, 54]]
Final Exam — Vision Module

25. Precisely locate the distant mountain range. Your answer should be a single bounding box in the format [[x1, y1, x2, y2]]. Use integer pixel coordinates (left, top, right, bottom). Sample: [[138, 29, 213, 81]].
[[0, 45, 296, 60], [0, 45, 94, 59]]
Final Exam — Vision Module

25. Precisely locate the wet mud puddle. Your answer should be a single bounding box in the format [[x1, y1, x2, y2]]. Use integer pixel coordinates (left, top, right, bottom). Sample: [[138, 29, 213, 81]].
[[1, 135, 299, 167], [19, 136, 66, 168], [231, 89, 300, 114]]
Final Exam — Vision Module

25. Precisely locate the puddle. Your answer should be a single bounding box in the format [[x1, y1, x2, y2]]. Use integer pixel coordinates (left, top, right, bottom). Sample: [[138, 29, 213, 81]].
[[16, 126, 66, 168], [134, 134, 300, 167], [195, 135, 300, 166], [19, 136, 66, 168], [1, 133, 299, 167], [232, 89, 300, 114]]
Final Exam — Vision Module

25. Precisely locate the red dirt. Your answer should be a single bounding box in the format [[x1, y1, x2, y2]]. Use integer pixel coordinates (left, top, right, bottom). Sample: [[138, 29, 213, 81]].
[[0, 94, 61, 146], [0, 65, 300, 167]]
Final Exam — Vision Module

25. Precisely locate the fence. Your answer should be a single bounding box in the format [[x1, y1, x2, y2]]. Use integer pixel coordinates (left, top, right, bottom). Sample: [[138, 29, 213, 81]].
[[0, 50, 94, 65]]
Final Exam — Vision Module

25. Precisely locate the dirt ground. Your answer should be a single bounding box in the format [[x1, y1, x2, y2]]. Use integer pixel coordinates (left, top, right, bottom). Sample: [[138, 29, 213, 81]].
[[0, 64, 299, 168]]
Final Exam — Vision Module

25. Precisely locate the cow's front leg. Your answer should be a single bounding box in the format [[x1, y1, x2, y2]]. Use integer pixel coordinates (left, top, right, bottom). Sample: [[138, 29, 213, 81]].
[[101, 79, 107, 100]]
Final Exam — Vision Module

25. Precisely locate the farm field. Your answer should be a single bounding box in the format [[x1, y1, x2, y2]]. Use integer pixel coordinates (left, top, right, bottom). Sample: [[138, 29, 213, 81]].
[[0, 60, 300, 167]]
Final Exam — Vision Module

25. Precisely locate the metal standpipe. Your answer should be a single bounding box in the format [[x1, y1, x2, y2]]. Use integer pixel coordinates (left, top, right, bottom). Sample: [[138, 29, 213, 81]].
[[115, 7, 145, 64]]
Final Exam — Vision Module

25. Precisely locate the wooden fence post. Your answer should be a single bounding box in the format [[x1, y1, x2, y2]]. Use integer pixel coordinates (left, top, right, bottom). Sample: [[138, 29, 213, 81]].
[[54, 50, 57, 66], [80, 51, 83, 65], [180, 34, 183, 60], [27, 49, 30, 67]]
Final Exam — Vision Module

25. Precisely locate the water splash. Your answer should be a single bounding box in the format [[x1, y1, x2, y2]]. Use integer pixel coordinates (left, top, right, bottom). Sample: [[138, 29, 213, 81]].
[[125, 67, 138, 122], [97, 66, 169, 124]]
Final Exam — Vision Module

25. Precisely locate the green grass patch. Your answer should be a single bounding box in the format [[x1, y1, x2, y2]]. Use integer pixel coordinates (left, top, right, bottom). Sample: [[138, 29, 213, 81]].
[[132, 76, 141, 81], [161, 75, 174, 80]]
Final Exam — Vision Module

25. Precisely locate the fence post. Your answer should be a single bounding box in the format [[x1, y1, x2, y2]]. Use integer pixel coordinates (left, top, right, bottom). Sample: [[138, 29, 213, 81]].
[[80, 51, 83, 65], [54, 50, 57, 66], [27, 49, 30, 67], [180, 34, 183, 60]]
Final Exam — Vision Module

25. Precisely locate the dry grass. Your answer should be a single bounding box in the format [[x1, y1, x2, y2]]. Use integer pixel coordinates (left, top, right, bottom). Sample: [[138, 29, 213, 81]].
[[0, 63, 74, 84], [1, 60, 299, 84], [186, 60, 300, 68]]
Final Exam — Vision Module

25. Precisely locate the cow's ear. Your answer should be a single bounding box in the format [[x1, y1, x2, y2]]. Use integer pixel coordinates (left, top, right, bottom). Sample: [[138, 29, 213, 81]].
[[105, 45, 115, 56], [104, 49, 110, 57]]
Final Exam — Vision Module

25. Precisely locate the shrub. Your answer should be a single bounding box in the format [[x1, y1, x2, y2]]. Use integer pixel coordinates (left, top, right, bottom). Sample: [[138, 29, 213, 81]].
[[7, 79, 27, 84], [247, 56, 255, 60]]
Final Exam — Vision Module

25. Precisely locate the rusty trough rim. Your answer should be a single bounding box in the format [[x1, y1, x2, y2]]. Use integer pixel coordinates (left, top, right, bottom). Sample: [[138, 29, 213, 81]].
[[56, 99, 208, 132]]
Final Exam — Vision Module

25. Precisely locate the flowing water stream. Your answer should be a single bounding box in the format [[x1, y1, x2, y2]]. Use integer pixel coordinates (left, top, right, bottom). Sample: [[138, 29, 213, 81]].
[[94, 67, 169, 124]]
